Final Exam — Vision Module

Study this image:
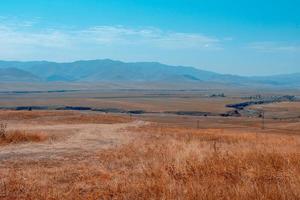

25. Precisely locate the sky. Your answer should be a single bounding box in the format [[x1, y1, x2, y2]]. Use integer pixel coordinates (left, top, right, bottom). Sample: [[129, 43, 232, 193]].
[[0, 0, 299, 76]]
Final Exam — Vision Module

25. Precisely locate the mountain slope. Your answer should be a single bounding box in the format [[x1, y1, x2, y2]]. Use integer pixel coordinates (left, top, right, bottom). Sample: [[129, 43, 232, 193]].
[[0, 68, 41, 82], [250, 73, 300, 86], [0, 60, 223, 82], [0, 60, 299, 86]]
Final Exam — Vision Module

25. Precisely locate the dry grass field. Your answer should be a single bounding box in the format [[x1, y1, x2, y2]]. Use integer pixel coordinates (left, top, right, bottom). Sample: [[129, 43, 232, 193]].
[[0, 109, 299, 200], [0, 89, 241, 113], [251, 102, 300, 119]]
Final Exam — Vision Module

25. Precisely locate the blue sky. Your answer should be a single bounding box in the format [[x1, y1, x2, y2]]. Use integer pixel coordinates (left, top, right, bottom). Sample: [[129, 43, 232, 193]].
[[0, 0, 299, 75]]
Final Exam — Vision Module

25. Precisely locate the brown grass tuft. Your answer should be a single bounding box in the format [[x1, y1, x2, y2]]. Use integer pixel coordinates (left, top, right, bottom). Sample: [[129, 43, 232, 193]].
[[0, 130, 51, 145]]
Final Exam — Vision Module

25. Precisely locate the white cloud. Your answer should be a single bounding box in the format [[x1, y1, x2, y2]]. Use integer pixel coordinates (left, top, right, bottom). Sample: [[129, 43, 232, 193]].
[[77, 26, 222, 50], [0, 21, 222, 53], [0, 27, 70, 48], [248, 42, 300, 53], [0, 17, 229, 63]]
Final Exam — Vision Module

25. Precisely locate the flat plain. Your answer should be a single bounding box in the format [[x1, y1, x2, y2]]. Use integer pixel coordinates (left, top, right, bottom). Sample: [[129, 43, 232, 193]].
[[0, 85, 300, 199]]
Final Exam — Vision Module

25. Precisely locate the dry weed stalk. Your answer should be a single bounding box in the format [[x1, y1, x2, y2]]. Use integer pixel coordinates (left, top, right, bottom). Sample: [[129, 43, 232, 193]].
[[0, 122, 7, 139]]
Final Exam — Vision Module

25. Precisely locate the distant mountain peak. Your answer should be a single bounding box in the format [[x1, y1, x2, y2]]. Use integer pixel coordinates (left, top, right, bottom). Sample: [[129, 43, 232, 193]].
[[0, 59, 299, 87]]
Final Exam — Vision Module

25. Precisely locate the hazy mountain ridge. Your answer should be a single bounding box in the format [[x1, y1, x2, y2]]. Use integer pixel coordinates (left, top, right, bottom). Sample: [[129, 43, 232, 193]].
[[0, 60, 222, 82], [0, 68, 41, 82], [0, 60, 299, 86]]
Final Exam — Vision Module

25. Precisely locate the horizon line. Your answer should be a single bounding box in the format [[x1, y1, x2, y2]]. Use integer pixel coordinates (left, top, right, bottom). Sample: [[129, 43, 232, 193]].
[[0, 58, 299, 77]]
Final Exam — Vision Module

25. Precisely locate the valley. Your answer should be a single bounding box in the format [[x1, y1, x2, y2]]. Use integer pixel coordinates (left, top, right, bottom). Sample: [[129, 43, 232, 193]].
[[1, 0, 299, 199]]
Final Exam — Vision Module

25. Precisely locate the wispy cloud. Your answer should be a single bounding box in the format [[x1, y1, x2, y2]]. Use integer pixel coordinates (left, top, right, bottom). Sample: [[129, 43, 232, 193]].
[[248, 42, 300, 53], [0, 26, 70, 48], [0, 19, 222, 54], [77, 26, 222, 50]]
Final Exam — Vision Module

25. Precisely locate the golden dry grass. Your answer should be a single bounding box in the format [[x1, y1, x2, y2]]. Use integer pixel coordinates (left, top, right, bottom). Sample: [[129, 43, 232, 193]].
[[0, 121, 299, 200], [0, 130, 53, 145], [0, 110, 131, 124], [53, 113, 131, 124], [0, 110, 66, 120]]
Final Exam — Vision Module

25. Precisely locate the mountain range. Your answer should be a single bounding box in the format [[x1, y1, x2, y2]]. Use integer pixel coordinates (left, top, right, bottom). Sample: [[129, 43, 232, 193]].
[[0, 59, 299, 87]]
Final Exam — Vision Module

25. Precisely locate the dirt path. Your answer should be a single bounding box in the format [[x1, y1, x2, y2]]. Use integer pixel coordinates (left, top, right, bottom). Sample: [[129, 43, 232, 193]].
[[0, 121, 146, 164]]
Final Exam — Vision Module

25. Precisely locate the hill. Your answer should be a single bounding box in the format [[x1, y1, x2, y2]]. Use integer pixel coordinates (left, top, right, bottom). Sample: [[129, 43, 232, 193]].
[[0, 60, 299, 87], [0, 68, 41, 82]]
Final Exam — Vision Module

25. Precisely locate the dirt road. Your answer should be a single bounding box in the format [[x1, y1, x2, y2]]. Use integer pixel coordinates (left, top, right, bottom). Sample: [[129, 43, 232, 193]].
[[0, 121, 145, 164]]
